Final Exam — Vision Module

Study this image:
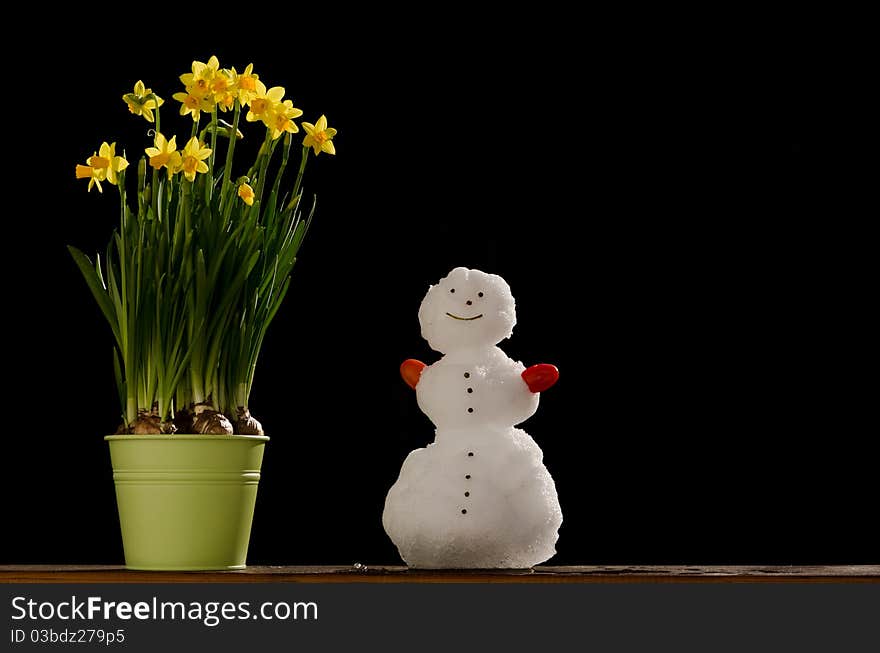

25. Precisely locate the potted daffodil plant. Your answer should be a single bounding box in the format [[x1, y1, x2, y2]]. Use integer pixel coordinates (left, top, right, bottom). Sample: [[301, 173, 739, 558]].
[[70, 56, 336, 570]]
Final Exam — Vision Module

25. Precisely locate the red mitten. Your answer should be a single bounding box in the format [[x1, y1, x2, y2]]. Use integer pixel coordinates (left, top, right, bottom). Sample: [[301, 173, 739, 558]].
[[400, 359, 427, 389], [522, 364, 559, 393]]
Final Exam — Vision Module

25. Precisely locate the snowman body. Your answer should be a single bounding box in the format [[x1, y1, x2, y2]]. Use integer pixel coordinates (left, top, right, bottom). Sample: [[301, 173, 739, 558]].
[[383, 268, 562, 568]]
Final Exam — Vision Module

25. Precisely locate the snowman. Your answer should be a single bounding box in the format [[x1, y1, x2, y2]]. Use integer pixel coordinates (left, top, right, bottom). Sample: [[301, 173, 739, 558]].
[[383, 267, 562, 568]]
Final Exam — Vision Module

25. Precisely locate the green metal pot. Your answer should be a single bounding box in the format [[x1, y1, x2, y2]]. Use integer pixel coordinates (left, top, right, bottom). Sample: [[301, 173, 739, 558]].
[[105, 434, 269, 571]]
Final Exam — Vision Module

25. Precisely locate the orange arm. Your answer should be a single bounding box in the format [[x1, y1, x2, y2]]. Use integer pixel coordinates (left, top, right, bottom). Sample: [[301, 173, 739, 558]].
[[400, 359, 427, 389], [522, 364, 559, 393]]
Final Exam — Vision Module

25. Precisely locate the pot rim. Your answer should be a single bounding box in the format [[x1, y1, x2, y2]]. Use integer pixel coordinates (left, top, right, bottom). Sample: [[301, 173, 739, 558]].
[[105, 434, 269, 442]]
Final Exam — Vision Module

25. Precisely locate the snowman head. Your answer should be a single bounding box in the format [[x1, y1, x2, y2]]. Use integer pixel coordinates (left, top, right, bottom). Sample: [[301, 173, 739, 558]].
[[418, 267, 516, 353]]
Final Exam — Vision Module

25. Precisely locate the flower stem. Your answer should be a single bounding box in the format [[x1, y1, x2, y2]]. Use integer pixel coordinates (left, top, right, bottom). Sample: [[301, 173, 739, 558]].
[[271, 131, 292, 199], [117, 174, 138, 426], [126, 397, 137, 426], [247, 129, 273, 180], [235, 382, 248, 411], [253, 132, 278, 207], [181, 178, 191, 236], [152, 107, 161, 220], [291, 146, 309, 205], [219, 100, 241, 212], [207, 106, 218, 205]]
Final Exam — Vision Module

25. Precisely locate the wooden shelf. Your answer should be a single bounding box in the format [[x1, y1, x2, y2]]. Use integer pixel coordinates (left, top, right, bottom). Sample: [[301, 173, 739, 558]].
[[1, 565, 877, 584]]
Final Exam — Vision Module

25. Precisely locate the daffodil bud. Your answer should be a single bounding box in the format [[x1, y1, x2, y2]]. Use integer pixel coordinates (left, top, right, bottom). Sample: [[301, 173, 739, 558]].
[[238, 183, 255, 206], [285, 194, 302, 211], [219, 119, 244, 140], [219, 126, 243, 140], [199, 120, 244, 142]]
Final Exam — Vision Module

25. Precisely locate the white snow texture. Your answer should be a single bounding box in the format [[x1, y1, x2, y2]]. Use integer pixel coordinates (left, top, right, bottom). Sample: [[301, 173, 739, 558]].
[[383, 267, 562, 568]]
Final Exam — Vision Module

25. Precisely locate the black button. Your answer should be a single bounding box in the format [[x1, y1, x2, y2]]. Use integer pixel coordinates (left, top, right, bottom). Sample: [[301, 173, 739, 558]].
[[461, 509, 467, 514], [464, 372, 470, 378], [467, 388, 473, 393], [467, 408, 474, 413], [465, 474, 471, 479], [464, 492, 470, 497], [467, 452, 474, 457]]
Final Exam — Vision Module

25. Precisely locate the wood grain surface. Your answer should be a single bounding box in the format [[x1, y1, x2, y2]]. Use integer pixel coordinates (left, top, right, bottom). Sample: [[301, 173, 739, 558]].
[[1, 565, 877, 584]]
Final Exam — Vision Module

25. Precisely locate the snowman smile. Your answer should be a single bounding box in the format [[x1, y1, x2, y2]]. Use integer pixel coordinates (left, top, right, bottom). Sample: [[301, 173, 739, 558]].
[[446, 312, 483, 321]]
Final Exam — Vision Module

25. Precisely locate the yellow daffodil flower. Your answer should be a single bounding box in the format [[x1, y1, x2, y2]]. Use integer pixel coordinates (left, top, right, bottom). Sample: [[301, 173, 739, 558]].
[[238, 183, 255, 206], [246, 84, 284, 123], [211, 70, 235, 111], [180, 55, 220, 99], [87, 142, 129, 185], [210, 70, 230, 95], [173, 90, 212, 121], [179, 137, 212, 182], [144, 133, 181, 178], [266, 100, 303, 139], [122, 80, 164, 123], [75, 163, 106, 193], [231, 64, 260, 105], [302, 115, 337, 156], [216, 92, 235, 111]]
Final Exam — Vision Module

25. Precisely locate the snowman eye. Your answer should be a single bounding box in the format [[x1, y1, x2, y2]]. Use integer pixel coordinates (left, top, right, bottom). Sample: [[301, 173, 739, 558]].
[[478, 292, 484, 298], [450, 288, 455, 293]]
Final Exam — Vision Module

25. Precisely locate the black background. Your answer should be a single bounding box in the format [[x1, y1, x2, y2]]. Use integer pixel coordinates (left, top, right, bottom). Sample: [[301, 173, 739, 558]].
[[1, 13, 875, 565]]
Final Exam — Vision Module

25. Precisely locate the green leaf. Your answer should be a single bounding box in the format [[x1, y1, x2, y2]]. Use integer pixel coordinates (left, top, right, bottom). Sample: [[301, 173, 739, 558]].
[[112, 347, 125, 415], [67, 246, 120, 344]]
